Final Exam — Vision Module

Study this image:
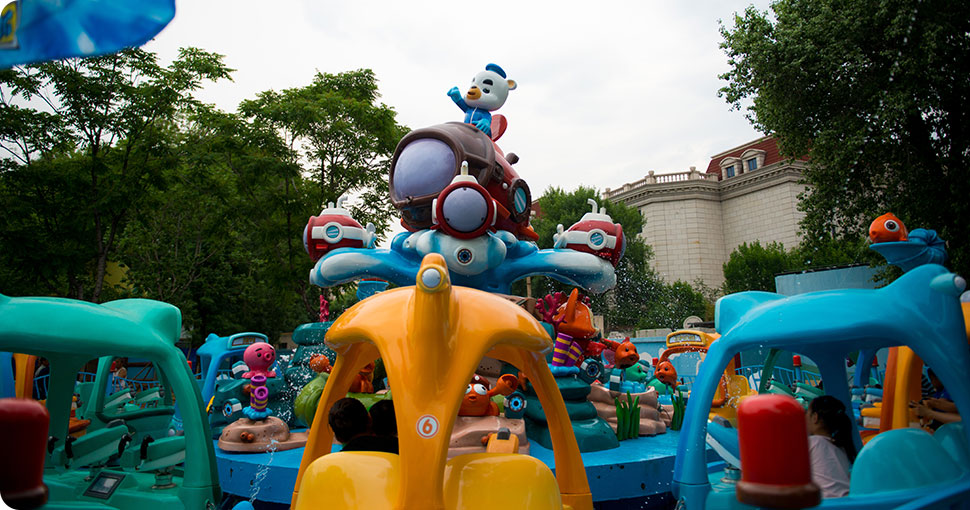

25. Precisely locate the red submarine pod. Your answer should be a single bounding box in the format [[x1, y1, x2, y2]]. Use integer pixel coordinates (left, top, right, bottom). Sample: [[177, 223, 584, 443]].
[[303, 196, 376, 262], [0, 398, 49, 509], [554, 199, 626, 267], [736, 394, 820, 509]]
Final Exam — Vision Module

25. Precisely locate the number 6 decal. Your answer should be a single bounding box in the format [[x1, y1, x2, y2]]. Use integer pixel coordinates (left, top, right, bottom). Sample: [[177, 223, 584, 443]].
[[416, 414, 439, 438]]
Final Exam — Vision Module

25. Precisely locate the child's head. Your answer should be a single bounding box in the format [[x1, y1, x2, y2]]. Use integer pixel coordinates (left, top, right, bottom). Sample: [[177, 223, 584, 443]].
[[807, 395, 857, 462], [370, 399, 396, 437], [328, 398, 370, 444]]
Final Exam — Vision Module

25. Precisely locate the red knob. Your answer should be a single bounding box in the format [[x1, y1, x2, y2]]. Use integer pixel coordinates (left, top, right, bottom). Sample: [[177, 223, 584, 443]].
[[792, 355, 802, 368], [736, 394, 820, 509], [652, 357, 659, 366], [0, 399, 49, 509]]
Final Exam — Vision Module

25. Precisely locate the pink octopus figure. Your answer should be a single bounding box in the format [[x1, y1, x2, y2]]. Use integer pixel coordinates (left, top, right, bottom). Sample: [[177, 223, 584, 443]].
[[242, 342, 277, 379]]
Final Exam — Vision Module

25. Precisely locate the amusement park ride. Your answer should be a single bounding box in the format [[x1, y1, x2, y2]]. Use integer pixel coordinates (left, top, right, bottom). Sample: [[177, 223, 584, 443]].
[[1, 14, 970, 508]]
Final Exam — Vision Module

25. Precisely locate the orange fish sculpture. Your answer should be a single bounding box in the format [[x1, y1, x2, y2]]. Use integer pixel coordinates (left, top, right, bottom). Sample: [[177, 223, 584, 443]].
[[458, 374, 518, 417], [549, 289, 598, 369], [611, 339, 640, 370], [308, 354, 331, 374], [349, 361, 375, 393], [654, 360, 679, 387], [869, 213, 908, 243]]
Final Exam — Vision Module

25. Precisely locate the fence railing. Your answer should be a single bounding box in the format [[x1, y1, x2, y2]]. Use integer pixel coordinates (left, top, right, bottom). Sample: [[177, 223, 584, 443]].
[[603, 169, 719, 199], [734, 365, 822, 390], [32, 371, 163, 400], [108, 375, 162, 394]]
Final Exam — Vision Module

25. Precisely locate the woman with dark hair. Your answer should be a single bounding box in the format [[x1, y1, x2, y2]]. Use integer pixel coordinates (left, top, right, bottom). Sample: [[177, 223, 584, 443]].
[[806, 395, 855, 498]]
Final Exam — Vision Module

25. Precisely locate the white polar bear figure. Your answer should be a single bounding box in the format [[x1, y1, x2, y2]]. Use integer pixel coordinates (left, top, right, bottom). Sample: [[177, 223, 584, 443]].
[[447, 63, 516, 137]]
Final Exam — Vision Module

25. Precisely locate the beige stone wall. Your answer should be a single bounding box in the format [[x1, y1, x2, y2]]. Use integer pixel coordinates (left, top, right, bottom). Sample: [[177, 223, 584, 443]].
[[720, 175, 807, 260], [640, 197, 724, 286], [607, 162, 808, 289]]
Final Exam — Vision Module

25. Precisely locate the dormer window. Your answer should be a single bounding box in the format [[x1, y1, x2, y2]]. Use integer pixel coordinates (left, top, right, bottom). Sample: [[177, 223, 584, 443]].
[[740, 148, 766, 173], [719, 156, 741, 179]]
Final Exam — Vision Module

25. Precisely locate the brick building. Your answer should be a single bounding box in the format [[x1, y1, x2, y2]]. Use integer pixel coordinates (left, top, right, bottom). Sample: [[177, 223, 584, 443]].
[[603, 136, 808, 288]]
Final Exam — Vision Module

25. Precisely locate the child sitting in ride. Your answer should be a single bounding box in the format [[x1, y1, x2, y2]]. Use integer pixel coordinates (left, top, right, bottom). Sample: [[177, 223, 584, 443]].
[[913, 368, 961, 429], [805, 396, 856, 498], [328, 398, 398, 454], [369, 399, 397, 438]]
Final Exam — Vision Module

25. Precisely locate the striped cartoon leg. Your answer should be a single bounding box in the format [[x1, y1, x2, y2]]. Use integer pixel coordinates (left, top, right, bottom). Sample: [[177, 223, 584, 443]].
[[565, 340, 584, 367], [552, 333, 575, 367]]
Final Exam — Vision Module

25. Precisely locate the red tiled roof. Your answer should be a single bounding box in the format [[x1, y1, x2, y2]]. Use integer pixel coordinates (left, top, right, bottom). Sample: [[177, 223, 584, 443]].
[[704, 136, 808, 179]]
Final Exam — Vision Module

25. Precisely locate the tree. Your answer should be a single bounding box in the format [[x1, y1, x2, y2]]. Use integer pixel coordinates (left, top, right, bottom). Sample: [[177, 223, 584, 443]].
[[0, 48, 232, 301], [117, 105, 309, 342], [0, 49, 409, 343], [640, 281, 709, 331], [720, 0, 970, 278], [525, 186, 709, 331], [722, 241, 794, 294], [238, 69, 408, 238], [238, 69, 408, 319], [721, 237, 883, 295], [119, 70, 409, 342]]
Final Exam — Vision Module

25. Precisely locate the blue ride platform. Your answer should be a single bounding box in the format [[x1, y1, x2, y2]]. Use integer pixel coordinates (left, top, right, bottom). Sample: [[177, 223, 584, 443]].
[[214, 430, 719, 508]]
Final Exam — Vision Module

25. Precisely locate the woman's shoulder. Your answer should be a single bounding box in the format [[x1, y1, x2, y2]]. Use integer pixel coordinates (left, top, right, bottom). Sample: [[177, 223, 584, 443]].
[[809, 435, 851, 467], [808, 435, 842, 456], [808, 434, 833, 448]]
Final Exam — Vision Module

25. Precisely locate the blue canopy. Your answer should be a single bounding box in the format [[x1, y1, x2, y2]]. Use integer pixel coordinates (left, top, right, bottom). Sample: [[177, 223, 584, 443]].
[[0, 0, 175, 69]]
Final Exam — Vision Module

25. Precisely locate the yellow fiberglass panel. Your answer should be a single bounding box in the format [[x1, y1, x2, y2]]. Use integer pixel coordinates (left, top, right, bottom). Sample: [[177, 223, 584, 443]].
[[295, 452, 401, 510], [443, 453, 562, 510]]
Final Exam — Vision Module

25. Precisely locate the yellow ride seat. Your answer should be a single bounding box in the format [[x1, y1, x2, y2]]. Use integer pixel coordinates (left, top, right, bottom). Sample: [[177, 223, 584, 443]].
[[709, 374, 756, 427], [295, 451, 563, 510], [295, 452, 400, 510], [444, 453, 561, 510]]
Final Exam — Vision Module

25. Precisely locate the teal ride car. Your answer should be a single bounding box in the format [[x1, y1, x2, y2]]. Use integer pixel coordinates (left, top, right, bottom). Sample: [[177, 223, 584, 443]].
[[0, 293, 222, 509], [672, 264, 970, 509]]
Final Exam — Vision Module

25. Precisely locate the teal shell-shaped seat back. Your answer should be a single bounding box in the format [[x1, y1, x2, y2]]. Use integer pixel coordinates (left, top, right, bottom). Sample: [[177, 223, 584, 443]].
[[850, 428, 963, 495]]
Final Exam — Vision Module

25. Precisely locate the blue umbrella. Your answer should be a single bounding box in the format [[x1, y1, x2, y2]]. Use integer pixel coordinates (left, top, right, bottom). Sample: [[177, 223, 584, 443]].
[[0, 0, 175, 69]]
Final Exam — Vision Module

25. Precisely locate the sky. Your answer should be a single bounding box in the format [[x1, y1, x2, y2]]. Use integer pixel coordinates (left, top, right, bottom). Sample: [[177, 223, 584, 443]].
[[144, 0, 773, 199]]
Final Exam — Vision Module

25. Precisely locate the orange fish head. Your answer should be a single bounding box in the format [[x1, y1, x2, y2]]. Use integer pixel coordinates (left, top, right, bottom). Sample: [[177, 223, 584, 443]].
[[614, 341, 640, 369], [459, 375, 491, 416], [655, 361, 678, 386], [868, 212, 908, 243], [554, 289, 597, 339], [309, 354, 331, 374]]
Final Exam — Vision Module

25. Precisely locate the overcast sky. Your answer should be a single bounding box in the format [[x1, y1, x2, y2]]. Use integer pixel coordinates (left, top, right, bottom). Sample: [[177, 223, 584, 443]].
[[145, 0, 771, 198]]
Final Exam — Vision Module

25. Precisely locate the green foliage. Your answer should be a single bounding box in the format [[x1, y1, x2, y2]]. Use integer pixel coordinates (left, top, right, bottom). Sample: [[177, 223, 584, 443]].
[[0, 48, 232, 301], [722, 241, 794, 294], [238, 69, 408, 237], [0, 48, 408, 345], [638, 280, 710, 330], [669, 386, 686, 431], [720, 0, 970, 278], [613, 392, 640, 441], [721, 237, 879, 294], [118, 105, 312, 341], [530, 186, 652, 274], [523, 186, 709, 331], [120, 69, 407, 344]]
